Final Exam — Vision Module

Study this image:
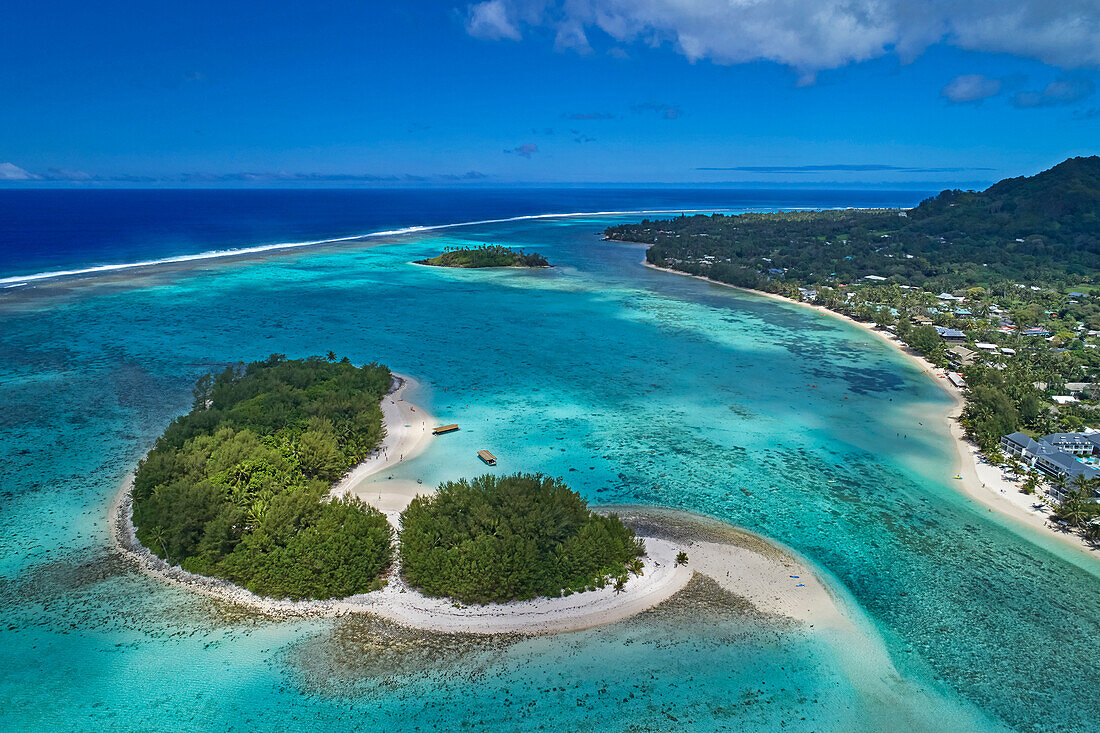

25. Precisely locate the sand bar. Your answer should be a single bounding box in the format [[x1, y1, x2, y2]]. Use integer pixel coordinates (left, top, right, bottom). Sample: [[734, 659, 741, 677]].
[[330, 372, 435, 507]]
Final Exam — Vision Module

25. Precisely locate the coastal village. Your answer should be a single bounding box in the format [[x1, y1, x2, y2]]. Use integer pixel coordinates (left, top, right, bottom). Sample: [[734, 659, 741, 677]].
[[798, 280, 1100, 535], [656, 260, 1100, 542]]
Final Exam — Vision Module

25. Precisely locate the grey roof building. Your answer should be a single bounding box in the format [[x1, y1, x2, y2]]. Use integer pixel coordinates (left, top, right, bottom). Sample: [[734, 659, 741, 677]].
[[1000, 431, 1100, 502], [947, 345, 976, 366], [935, 326, 967, 342]]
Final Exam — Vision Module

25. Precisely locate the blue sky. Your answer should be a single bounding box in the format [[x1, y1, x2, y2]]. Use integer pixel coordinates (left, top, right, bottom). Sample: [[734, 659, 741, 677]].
[[1, 1, 1097, 187]]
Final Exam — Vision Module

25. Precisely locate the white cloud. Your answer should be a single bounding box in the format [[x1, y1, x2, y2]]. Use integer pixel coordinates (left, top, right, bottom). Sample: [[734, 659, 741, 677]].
[[942, 74, 1002, 103], [466, 0, 522, 41], [464, 1, 1100, 76], [0, 162, 36, 181], [554, 20, 592, 53]]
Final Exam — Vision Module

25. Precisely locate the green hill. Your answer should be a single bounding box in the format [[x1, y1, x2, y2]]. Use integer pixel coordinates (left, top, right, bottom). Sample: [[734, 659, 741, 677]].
[[604, 156, 1100, 291], [910, 156, 1100, 239]]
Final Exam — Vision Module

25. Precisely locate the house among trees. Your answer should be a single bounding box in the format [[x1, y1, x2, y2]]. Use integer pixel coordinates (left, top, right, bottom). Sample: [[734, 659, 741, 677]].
[[935, 325, 967, 343], [948, 345, 976, 366]]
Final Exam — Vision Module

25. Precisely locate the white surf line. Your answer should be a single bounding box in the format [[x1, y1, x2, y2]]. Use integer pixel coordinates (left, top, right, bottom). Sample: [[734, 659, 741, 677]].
[[0, 207, 738, 286]]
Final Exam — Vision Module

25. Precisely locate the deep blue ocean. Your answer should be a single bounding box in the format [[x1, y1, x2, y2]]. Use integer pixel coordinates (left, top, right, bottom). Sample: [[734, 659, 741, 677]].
[[0, 188, 922, 280], [1, 188, 1098, 732]]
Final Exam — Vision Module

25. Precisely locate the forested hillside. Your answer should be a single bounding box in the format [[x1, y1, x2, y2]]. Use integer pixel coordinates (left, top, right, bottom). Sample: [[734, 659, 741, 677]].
[[605, 157, 1100, 292]]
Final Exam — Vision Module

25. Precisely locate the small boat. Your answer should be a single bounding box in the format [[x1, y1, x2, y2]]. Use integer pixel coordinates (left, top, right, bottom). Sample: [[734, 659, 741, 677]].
[[432, 424, 460, 435], [477, 449, 497, 466]]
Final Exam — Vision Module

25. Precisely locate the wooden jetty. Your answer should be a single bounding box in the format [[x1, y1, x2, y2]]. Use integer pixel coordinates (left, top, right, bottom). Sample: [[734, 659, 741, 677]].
[[477, 449, 497, 466], [432, 424, 460, 435]]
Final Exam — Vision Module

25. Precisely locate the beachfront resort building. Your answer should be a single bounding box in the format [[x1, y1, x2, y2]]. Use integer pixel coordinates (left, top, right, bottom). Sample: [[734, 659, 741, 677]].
[[1000, 431, 1100, 501]]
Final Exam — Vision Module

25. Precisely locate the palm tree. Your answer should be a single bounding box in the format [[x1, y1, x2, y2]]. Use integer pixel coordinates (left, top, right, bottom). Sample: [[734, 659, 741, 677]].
[[613, 576, 627, 594], [1006, 456, 1022, 478], [326, 351, 337, 362], [247, 498, 269, 528], [627, 558, 644, 577], [675, 551, 689, 566], [1055, 486, 1093, 528], [1070, 473, 1094, 497], [148, 526, 170, 561]]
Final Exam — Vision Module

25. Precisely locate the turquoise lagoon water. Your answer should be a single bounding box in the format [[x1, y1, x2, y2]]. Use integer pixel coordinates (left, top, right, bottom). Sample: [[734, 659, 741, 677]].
[[2, 212, 1099, 732]]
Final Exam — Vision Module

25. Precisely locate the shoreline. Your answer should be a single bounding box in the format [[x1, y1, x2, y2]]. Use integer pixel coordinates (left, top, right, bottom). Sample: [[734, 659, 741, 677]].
[[110, 476, 842, 632], [109, 375, 846, 633], [329, 372, 436, 517], [642, 260, 1096, 557]]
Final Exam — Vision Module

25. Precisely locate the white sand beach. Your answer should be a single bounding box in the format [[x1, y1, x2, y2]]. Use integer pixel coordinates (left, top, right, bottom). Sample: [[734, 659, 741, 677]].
[[680, 536, 845, 627], [330, 372, 436, 513], [346, 537, 692, 634]]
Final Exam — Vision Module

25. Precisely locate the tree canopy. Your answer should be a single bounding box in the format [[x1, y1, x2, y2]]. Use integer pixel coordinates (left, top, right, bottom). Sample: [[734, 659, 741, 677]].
[[131, 354, 394, 600], [398, 473, 645, 604], [605, 156, 1100, 293], [416, 245, 550, 268]]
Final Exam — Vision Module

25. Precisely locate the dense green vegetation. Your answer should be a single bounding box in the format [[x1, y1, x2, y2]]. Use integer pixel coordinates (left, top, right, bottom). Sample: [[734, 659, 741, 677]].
[[1051, 478, 1100, 538], [399, 473, 645, 604], [416, 244, 550, 268], [606, 156, 1099, 293], [131, 354, 395, 600]]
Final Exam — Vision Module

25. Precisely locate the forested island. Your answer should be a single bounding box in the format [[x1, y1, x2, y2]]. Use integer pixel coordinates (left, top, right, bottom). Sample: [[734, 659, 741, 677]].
[[399, 473, 646, 604], [130, 354, 395, 600], [416, 244, 550, 268], [129, 361, 655, 605]]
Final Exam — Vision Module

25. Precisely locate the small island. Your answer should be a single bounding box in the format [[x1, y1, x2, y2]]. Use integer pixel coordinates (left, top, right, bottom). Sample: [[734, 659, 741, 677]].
[[116, 364, 842, 634], [130, 354, 395, 600], [125, 359, 650, 611], [415, 244, 551, 268], [399, 473, 646, 603]]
